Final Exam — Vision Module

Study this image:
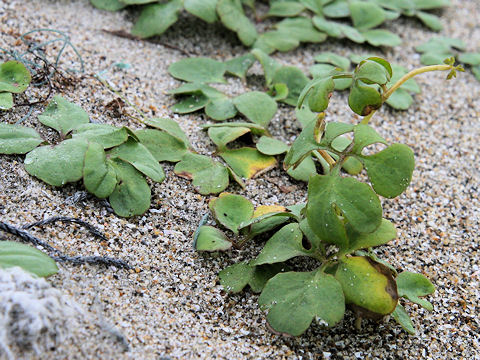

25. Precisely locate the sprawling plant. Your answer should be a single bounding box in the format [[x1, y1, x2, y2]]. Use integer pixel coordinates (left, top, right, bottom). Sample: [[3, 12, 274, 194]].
[[195, 57, 463, 335], [91, 0, 450, 52]]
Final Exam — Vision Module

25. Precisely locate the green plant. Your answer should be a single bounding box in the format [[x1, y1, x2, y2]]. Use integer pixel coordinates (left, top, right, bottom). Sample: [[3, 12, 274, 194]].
[[90, 0, 450, 53], [195, 57, 463, 336], [0, 61, 31, 111], [167, 51, 423, 183]]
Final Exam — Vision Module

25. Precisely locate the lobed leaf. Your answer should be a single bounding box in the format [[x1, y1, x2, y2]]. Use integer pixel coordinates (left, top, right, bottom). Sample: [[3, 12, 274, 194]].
[[184, 0, 218, 23], [392, 303, 416, 334], [0, 92, 13, 110], [38, 95, 89, 136], [258, 270, 345, 336], [307, 173, 382, 247], [253, 223, 313, 265], [217, 0, 258, 46], [396, 271, 435, 311], [72, 124, 128, 149]]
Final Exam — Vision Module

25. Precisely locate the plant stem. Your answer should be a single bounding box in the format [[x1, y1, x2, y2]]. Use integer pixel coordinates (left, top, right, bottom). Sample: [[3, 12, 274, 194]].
[[318, 150, 336, 168], [383, 64, 453, 100], [361, 64, 454, 125]]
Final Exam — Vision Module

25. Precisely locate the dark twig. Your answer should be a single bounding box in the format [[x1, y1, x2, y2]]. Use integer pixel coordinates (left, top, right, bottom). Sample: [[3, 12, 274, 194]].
[[0, 221, 59, 254], [22, 216, 108, 241], [53, 255, 131, 269], [0, 220, 131, 270]]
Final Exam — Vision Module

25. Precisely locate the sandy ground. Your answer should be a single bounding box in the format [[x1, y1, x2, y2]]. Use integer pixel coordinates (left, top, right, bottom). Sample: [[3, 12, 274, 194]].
[[0, 0, 479, 359]]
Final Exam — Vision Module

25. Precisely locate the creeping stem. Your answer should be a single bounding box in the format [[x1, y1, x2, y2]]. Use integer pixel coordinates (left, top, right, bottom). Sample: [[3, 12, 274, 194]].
[[361, 64, 456, 125]]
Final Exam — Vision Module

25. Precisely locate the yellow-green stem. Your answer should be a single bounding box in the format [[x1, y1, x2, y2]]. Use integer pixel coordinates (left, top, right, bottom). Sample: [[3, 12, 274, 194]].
[[360, 64, 454, 125]]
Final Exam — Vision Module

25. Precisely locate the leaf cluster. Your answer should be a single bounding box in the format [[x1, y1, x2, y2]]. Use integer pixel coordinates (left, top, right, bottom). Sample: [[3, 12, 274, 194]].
[[167, 52, 424, 182], [193, 56, 454, 337], [90, 0, 450, 52], [0, 61, 31, 111]]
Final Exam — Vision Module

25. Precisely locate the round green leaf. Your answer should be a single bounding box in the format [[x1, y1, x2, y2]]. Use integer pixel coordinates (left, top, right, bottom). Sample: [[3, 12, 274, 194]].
[[267, 2, 306, 17], [458, 52, 480, 66], [24, 138, 89, 186], [386, 88, 413, 110], [108, 159, 151, 217], [258, 270, 345, 336], [392, 303, 416, 335], [0, 61, 31, 93], [205, 98, 237, 121], [208, 126, 251, 149], [362, 29, 402, 47], [256, 136, 289, 155], [287, 155, 316, 181], [348, 80, 383, 116], [168, 57, 226, 83], [272, 66, 309, 106], [90, 0, 126, 11], [307, 77, 335, 112], [349, 1, 386, 30], [209, 192, 254, 234], [135, 129, 188, 162], [233, 92, 277, 127], [131, 1, 183, 38], [172, 94, 210, 114], [416, 11, 443, 31], [0, 241, 58, 277], [314, 52, 351, 69], [362, 143, 414, 198], [194, 226, 232, 252], [341, 219, 397, 255], [225, 54, 256, 79], [274, 17, 327, 43], [0, 123, 43, 154], [143, 117, 190, 147]]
